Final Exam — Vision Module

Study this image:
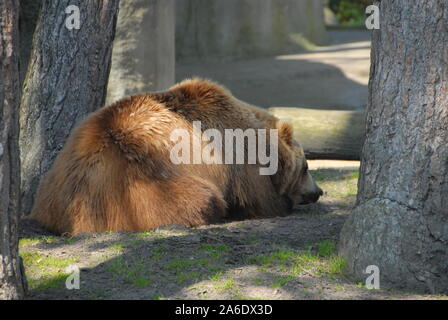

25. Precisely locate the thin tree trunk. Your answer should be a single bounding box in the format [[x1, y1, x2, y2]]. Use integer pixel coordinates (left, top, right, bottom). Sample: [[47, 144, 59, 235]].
[[339, 1, 448, 293], [0, 0, 27, 300], [19, 0, 120, 215]]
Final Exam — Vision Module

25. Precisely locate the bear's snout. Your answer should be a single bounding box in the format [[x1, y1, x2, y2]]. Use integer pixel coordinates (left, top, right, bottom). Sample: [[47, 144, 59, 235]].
[[300, 187, 323, 205]]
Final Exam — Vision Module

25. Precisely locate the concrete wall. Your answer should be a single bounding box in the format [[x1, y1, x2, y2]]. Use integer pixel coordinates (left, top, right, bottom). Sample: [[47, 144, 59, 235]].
[[107, 0, 175, 105], [176, 0, 327, 63]]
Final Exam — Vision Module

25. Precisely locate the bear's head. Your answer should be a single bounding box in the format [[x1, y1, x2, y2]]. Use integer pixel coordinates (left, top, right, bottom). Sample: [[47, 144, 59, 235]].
[[273, 121, 323, 207]]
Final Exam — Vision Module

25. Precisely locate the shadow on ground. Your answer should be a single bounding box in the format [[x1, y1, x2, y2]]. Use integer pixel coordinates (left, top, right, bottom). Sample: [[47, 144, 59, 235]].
[[18, 166, 445, 300], [177, 30, 371, 110]]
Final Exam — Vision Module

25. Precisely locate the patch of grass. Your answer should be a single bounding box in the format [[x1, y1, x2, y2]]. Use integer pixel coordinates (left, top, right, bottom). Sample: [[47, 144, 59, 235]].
[[63, 237, 75, 244], [214, 279, 236, 292], [272, 275, 295, 288], [109, 244, 126, 254], [42, 236, 57, 244], [317, 240, 337, 257], [133, 277, 151, 287], [21, 252, 78, 269], [250, 278, 264, 286], [248, 249, 295, 266], [19, 238, 41, 248], [28, 273, 70, 291], [207, 265, 224, 274], [129, 239, 143, 247], [289, 252, 320, 275], [105, 257, 151, 288], [152, 246, 167, 260], [249, 242, 347, 279], [311, 169, 359, 199], [20, 251, 79, 291], [328, 256, 348, 276], [176, 271, 200, 284], [200, 244, 230, 259], [135, 230, 159, 238], [166, 258, 201, 271], [209, 271, 223, 281]]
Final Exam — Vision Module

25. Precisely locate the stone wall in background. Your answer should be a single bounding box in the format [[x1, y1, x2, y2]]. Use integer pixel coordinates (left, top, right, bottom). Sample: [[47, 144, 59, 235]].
[[176, 0, 327, 63], [106, 0, 175, 105]]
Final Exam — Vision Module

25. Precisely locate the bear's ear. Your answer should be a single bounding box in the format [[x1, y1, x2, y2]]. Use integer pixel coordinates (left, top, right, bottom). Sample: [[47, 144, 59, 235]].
[[277, 120, 293, 146]]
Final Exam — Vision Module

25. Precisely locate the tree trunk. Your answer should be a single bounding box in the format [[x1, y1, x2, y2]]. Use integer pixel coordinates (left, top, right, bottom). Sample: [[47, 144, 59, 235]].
[[19, 0, 120, 215], [339, 1, 448, 293], [106, 0, 175, 105], [18, 0, 42, 84], [0, 0, 27, 300], [269, 107, 365, 160]]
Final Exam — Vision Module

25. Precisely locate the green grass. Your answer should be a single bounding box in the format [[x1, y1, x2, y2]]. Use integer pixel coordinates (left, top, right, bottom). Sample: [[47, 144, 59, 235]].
[[133, 278, 151, 287], [272, 275, 295, 288], [28, 273, 71, 291], [289, 252, 320, 275], [152, 246, 167, 260], [200, 244, 230, 259], [21, 252, 78, 269], [165, 258, 208, 271], [20, 251, 79, 291], [248, 241, 347, 278], [248, 249, 296, 266], [328, 256, 347, 275], [42, 236, 57, 244], [176, 271, 200, 284], [109, 244, 126, 254], [317, 240, 337, 257], [213, 279, 236, 292], [135, 230, 159, 238], [312, 169, 359, 198], [105, 257, 151, 288], [251, 278, 264, 286], [19, 238, 41, 248], [63, 237, 75, 244], [209, 272, 223, 281]]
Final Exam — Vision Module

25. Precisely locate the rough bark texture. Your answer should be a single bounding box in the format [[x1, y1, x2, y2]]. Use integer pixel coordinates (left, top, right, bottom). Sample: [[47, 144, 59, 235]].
[[269, 107, 365, 160], [18, 0, 42, 84], [19, 0, 120, 215], [339, 0, 448, 293], [106, 0, 175, 105], [0, 0, 27, 300]]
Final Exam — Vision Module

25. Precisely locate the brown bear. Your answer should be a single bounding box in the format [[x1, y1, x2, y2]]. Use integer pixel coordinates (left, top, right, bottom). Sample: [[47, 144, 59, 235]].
[[30, 78, 323, 235]]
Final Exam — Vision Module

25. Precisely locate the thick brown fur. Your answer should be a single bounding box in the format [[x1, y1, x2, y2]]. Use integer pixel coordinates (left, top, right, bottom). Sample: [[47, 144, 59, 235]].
[[30, 78, 321, 235]]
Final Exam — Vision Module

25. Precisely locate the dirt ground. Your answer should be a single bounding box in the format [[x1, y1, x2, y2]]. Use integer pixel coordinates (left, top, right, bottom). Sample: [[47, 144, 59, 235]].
[[177, 30, 371, 111], [18, 161, 446, 300]]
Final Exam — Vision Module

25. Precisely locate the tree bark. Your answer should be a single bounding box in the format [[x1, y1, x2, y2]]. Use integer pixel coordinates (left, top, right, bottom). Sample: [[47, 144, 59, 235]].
[[19, 0, 120, 215], [339, 1, 448, 293], [18, 0, 42, 85], [0, 0, 27, 299]]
